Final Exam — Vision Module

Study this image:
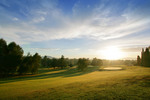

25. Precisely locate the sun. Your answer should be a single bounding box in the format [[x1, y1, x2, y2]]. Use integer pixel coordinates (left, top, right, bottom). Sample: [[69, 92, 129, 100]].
[[101, 46, 124, 60]]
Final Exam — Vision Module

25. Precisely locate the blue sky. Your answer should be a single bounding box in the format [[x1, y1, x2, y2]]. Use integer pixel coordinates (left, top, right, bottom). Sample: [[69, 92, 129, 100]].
[[0, 0, 150, 59]]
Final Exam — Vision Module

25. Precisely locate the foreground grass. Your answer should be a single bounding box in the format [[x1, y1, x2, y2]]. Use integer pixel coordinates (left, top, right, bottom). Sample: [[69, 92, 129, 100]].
[[0, 66, 150, 100]]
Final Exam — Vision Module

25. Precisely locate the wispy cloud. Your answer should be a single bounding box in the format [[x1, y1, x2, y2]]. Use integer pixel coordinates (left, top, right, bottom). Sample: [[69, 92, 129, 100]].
[[30, 48, 60, 51], [0, 0, 150, 59], [65, 48, 80, 52], [32, 16, 45, 23], [12, 17, 19, 21], [0, 0, 149, 45]]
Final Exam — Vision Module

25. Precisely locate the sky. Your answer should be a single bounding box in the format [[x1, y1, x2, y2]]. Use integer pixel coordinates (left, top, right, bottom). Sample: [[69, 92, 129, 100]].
[[0, 0, 150, 59]]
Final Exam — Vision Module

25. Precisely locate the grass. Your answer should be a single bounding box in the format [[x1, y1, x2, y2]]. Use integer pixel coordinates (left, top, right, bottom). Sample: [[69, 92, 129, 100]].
[[0, 66, 150, 100]]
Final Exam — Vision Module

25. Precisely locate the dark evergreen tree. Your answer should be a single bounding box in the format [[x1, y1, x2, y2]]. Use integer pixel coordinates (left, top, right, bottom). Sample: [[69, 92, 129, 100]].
[[5, 42, 23, 74], [144, 48, 150, 67], [58, 55, 67, 69], [31, 53, 41, 74], [137, 55, 141, 66], [141, 48, 144, 66], [18, 54, 33, 74], [51, 58, 58, 69], [41, 56, 53, 68], [138, 47, 150, 67], [0, 39, 8, 75], [18, 53, 41, 74], [41, 56, 48, 67], [0, 38, 43, 76]]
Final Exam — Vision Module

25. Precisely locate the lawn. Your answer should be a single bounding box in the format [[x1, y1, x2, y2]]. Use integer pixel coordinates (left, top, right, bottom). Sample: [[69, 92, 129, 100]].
[[0, 66, 150, 100]]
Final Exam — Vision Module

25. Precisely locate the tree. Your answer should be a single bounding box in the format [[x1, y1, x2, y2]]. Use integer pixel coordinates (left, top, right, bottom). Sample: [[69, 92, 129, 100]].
[[0, 39, 7, 56], [69, 63, 73, 67], [18, 54, 33, 74], [58, 55, 67, 69], [0, 38, 43, 76], [31, 53, 41, 74], [137, 55, 141, 66], [5, 42, 23, 74], [91, 58, 103, 66], [138, 47, 150, 67], [41, 56, 48, 67], [77, 58, 89, 71], [0, 39, 8, 75], [68, 58, 78, 67], [18, 53, 41, 74], [51, 58, 58, 69], [144, 48, 150, 67], [141, 48, 144, 66]]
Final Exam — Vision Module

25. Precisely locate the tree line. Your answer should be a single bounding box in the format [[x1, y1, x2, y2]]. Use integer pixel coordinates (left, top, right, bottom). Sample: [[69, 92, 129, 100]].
[[0, 38, 103, 77], [41, 56, 103, 71], [41, 55, 78, 69], [0, 39, 41, 77], [137, 47, 150, 67]]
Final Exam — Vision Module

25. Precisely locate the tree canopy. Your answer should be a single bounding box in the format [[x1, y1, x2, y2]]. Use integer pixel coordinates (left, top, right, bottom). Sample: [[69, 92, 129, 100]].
[[137, 47, 150, 67], [77, 58, 89, 71], [0, 38, 41, 77]]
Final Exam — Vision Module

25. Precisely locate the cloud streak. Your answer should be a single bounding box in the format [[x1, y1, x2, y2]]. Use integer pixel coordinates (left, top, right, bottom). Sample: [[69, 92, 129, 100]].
[[0, 0, 150, 59], [0, 0, 150, 45]]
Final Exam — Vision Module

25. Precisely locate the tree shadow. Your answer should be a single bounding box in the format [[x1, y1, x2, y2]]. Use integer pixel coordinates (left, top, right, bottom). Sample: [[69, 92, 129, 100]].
[[0, 66, 100, 84]]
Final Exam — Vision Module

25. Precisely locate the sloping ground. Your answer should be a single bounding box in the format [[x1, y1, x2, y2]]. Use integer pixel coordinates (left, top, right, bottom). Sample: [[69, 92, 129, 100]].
[[0, 66, 150, 100]]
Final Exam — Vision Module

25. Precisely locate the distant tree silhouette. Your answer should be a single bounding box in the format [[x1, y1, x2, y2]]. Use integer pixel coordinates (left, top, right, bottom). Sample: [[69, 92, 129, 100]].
[[144, 48, 150, 67], [137, 47, 150, 67], [31, 53, 41, 74], [141, 48, 144, 66], [68, 58, 78, 67], [41, 56, 52, 68], [58, 55, 67, 69], [41, 56, 79, 69], [69, 63, 73, 67], [77, 58, 89, 71], [91, 57, 103, 66], [137, 55, 141, 66], [18, 54, 33, 74], [41, 56, 48, 67], [51, 58, 58, 69]]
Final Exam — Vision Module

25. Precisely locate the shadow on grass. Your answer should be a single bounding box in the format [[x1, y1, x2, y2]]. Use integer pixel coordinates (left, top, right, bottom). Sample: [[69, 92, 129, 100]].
[[0, 66, 100, 84]]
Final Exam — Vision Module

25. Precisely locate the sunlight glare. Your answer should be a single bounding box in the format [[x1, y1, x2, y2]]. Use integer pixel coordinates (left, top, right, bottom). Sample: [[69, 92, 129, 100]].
[[101, 46, 124, 60]]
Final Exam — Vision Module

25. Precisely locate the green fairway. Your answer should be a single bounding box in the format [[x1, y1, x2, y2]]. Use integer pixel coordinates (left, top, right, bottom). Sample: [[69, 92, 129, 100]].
[[0, 66, 150, 100]]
